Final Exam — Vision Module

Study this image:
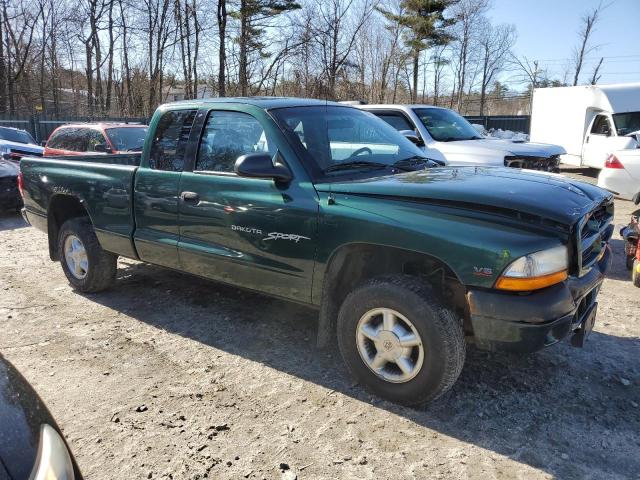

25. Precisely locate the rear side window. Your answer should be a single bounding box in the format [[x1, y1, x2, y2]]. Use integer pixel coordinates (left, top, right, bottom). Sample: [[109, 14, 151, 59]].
[[195, 110, 273, 173], [375, 113, 414, 132], [47, 128, 74, 149], [149, 110, 197, 171]]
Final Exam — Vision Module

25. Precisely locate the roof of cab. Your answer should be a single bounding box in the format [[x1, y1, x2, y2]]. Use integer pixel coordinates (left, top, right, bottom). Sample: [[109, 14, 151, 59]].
[[163, 96, 344, 110]]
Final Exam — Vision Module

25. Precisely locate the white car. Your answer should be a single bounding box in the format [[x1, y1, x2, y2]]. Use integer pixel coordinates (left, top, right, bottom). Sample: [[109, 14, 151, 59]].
[[0, 126, 44, 160], [356, 104, 566, 172], [597, 147, 640, 202]]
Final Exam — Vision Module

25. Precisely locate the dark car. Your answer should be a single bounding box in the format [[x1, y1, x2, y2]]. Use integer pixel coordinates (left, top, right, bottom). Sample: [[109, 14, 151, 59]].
[[0, 354, 82, 479], [0, 157, 21, 212]]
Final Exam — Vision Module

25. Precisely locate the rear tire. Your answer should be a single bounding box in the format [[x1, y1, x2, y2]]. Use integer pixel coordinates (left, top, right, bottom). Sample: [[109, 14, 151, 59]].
[[58, 218, 117, 292], [633, 259, 640, 288], [337, 275, 465, 406]]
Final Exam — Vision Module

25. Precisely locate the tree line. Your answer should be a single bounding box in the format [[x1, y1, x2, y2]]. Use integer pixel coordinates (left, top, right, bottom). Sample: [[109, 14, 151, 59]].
[[0, 0, 605, 118]]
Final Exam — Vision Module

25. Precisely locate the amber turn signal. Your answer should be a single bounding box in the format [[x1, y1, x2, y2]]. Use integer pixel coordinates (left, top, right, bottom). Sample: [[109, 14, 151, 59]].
[[495, 269, 568, 291]]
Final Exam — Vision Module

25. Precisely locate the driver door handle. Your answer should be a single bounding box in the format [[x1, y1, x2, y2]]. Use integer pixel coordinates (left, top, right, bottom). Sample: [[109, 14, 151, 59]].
[[180, 191, 200, 204]]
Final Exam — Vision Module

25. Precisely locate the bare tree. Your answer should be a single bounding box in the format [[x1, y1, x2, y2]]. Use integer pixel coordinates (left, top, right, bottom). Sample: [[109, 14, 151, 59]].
[[450, 0, 489, 111], [477, 21, 515, 115], [590, 56, 603, 85], [572, 3, 602, 86]]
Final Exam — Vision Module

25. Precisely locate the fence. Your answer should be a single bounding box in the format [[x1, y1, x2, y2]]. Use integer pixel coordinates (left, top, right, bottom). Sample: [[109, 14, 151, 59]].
[[464, 115, 531, 134], [0, 113, 532, 143], [0, 113, 148, 143]]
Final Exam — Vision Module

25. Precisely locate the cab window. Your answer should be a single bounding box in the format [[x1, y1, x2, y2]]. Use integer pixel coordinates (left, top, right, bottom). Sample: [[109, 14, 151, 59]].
[[591, 115, 612, 136], [149, 109, 197, 171], [195, 110, 274, 173], [375, 113, 415, 132]]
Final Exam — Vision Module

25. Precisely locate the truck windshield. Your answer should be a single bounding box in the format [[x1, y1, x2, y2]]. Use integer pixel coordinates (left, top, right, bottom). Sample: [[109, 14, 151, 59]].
[[413, 107, 482, 142], [612, 112, 640, 136], [271, 106, 430, 178], [0, 127, 35, 145], [105, 126, 148, 151]]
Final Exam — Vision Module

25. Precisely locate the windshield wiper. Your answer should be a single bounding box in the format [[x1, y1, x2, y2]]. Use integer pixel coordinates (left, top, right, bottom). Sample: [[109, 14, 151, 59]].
[[324, 160, 389, 173], [438, 136, 480, 142], [127, 146, 144, 152], [392, 156, 440, 171]]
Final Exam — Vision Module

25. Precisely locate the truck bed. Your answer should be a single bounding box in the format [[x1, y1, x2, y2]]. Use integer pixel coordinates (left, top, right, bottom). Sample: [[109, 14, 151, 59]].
[[20, 153, 141, 259]]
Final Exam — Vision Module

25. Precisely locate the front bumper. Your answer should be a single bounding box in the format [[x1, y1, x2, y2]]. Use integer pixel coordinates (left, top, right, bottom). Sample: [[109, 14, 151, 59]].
[[504, 155, 560, 172], [467, 244, 611, 353]]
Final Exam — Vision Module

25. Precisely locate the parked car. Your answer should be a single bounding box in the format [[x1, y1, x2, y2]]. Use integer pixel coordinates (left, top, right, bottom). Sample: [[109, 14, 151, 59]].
[[356, 103, 565, 171], [44, 123, 148, 156], [0, 126, 44, 160], [0, 353, 82, 479], [530, 83, 640, 169], [597, 151, 640, 202], [20, 97, 612, 405], [620, 209, 640, 286], [0, 155, 22, 212]]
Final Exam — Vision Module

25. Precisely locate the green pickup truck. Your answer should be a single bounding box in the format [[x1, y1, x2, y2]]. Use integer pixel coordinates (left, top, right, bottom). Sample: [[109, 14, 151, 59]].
[[20, 98, 613, 405]]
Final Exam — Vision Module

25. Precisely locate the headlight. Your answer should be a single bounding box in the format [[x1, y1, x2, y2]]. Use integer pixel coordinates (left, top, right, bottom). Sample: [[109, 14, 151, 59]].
[[30, 424, 75, 480], [495, 245, 568, 291]]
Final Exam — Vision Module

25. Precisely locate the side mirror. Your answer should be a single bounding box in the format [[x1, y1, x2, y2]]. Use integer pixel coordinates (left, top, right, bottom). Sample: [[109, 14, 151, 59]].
[[94, 143, 112, 153], [399, 130, 423, 146], [234, 152, 292, 183], [40, 140, 47, 147]]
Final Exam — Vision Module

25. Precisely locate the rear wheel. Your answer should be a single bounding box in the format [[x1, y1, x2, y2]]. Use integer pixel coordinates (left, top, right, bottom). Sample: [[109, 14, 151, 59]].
[[337, 275, 465, 406], [58, 218, 117, 292]]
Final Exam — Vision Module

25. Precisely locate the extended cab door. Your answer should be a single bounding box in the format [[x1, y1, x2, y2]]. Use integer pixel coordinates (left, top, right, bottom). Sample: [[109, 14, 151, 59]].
[[133, 108, 198, 269], [177, 107, 319, 302]]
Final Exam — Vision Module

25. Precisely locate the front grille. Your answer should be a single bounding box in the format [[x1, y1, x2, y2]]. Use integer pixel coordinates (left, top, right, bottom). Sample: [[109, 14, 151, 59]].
[[576, 200, 614, 276], [504, 155, 560, 172]]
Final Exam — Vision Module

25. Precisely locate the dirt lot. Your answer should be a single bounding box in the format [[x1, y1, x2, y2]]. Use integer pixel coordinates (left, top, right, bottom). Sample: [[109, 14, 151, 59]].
[[1, 167, 639, 480]]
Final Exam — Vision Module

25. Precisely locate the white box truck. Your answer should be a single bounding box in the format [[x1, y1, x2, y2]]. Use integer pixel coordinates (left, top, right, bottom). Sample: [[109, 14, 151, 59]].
[[529, 83, 640, 169]]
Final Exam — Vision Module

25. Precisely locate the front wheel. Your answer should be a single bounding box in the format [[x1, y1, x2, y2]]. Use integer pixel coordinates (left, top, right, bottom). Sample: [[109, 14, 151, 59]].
[[337, 275, 465, 406], [58, 218, 117, 292]]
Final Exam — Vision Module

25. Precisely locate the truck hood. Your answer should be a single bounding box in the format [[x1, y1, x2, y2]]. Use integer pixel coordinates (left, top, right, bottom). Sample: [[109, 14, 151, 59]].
[[315, 167, 610, 226], [0, 159, 19, 178], [0, 139, 44, 154], [438, 138, 566, 158]]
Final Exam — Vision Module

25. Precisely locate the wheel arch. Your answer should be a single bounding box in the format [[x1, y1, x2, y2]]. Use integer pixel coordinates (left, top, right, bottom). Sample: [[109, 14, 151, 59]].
[[316, 242, 467, 348], [47, 194, 93, 261]]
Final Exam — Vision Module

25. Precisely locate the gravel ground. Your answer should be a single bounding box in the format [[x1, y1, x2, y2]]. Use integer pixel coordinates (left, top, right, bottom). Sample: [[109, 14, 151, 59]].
[[1, 167, 639, 480]]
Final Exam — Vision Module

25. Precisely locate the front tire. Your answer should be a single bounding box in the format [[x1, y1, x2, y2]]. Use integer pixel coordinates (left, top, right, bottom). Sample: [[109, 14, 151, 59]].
[[337, 275, 465, 406], [58, 218, 117, 292]]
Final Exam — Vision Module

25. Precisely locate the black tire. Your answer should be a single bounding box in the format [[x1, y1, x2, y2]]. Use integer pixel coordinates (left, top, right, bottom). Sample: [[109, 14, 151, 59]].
[[633, 259, 640, 288], [337, 275, 465, 406], [57, 217, 117, 292], [626, 255, 634, 271]]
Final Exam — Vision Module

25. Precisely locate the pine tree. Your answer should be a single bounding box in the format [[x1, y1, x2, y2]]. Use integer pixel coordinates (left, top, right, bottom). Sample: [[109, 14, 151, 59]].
[[233, 0, 301, 96], [378, 0, 457, 103]]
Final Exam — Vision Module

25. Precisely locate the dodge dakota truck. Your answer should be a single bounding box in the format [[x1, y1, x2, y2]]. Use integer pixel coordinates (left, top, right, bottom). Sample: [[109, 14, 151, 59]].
[[19, 98, 613, 405]]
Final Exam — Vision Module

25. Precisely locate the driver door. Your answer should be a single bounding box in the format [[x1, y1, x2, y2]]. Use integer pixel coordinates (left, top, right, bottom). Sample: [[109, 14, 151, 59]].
[[177, 108, 319, 302], [583, 114, 616, 168]]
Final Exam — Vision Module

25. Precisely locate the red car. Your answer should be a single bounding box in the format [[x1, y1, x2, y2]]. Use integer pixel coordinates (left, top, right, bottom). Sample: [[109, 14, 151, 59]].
[[44, 123, 148, 156]]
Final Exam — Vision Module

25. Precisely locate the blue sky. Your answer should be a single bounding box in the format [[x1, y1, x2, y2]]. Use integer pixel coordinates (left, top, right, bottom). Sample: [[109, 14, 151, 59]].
[[489, 0, 639, 88]]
